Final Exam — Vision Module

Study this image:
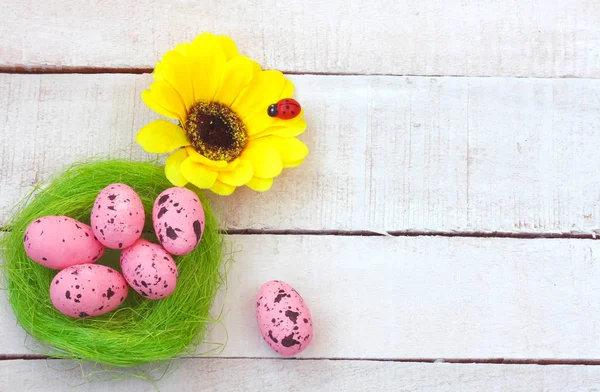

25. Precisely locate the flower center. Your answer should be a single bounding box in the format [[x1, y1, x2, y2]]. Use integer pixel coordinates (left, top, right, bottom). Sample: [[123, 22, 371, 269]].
[[185, 101, 247, 162]]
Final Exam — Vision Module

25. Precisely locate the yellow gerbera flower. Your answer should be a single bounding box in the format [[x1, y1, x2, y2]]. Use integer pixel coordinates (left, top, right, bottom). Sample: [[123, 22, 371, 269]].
[[136, 33, 309, 195]]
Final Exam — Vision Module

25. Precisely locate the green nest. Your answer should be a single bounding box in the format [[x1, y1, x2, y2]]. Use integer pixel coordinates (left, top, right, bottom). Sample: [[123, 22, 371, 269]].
[[0, 160, 226, 367]]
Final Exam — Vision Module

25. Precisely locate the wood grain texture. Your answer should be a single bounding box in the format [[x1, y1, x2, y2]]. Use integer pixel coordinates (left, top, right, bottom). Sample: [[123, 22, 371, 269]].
[[1, 73, 599, 234], [2, 0, 600, 78], [2, 235, 600, 359], [3, 359, 600, 392]]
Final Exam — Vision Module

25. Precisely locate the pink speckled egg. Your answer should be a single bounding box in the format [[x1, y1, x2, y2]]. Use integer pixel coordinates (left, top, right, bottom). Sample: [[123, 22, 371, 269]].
[[24, 216, 105, 270], [50, 264, 128, 318], [152, 187, 205, 256], [256, 280, 313, 356], [120, 239, 178, 300], [91, 183, 145, 250]]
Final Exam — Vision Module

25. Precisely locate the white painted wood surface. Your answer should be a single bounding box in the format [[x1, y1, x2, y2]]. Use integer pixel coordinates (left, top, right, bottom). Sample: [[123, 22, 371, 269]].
[[2, 235, 600, 359], [2, 0, 600, 78], [3, 359, 600, 392], [2, 73, 599, 234], [2, 0, 600, 389]]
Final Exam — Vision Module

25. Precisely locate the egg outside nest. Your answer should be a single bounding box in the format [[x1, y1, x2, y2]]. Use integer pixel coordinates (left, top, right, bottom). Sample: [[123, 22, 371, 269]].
[[256, 280, 313, 356]]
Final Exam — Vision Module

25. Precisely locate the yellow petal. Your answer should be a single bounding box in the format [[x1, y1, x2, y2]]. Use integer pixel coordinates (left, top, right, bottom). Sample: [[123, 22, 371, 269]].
[[215, 158, 241, 172], [246, 177, 273, 192], [179, 158, 218, 189], [246, 136, 309, 166], [269, 136, 310, 165], [210, 180, 236, 196], [165, 148, 189, 186], [188, 34, 227, 102], [282, 158, 305, 169], [251, 118, 307, 139], [245, 103, 301, 137], [241, 142, 282, 179], [141, 89, 181, 121], [247, 111, 306, 138], [232, 71, 291, 119], [157, 51, 195, 112], [214, 56, 259, 106], [153, 62, 166, 83], [152, 44, 191, 83], [136, 120, 190, 153], [218, 159, 253, 186], [250, 61, 262, 75], [184, 146, 229, 169], [143, 82, 188, 122], [216, 35, 239, 60], [191, 32, 217, 48], [173, 42, 191, 56], [281, 79, 294, 98]]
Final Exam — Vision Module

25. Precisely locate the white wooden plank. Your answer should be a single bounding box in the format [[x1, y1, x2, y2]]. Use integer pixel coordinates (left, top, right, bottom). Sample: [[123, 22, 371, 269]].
[[366, 76, 600, 234], [1, 73, 599, 234], [2, 0, 600, 78], [3, 359, 600, 392], [2, 235, 600, 359]]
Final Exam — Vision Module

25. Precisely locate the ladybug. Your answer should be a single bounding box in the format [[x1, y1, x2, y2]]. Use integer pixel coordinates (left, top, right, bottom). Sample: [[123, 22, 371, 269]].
[[267, 98, 301, 120]]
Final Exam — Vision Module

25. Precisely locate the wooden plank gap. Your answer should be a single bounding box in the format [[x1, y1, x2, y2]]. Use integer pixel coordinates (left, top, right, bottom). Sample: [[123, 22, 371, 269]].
[[185, 357, 600, 366], [385, 230, 599, 240], [5, 355, 600, 366], [0, 354, 47, 360], [2, 226, 598, 240], [0, 66, 598, 80], [187, 357, 600, 366], [227, 229, 599, 240], [0, 66, 154, 75]]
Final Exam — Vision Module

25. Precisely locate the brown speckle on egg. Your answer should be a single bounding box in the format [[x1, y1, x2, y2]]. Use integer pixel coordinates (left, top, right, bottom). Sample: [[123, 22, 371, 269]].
[[157, 207, 168, 219], [281, 333, 300, 348], [158, 194, 169, 205], [268, 330, 278, 343], [285, 310, 299, 324], [166, 227, 178, 240]]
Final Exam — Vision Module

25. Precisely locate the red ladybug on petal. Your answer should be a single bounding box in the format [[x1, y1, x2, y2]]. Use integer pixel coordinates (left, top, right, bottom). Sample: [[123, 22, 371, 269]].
[[267, 98, 301, 120]]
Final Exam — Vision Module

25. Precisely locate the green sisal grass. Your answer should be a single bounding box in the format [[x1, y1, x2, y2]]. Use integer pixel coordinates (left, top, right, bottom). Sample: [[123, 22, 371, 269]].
[[0, 160, 227, 367]]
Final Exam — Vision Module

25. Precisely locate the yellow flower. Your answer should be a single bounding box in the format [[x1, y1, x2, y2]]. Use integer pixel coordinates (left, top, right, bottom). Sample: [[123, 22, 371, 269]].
[[137, 33, 309, 195]]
